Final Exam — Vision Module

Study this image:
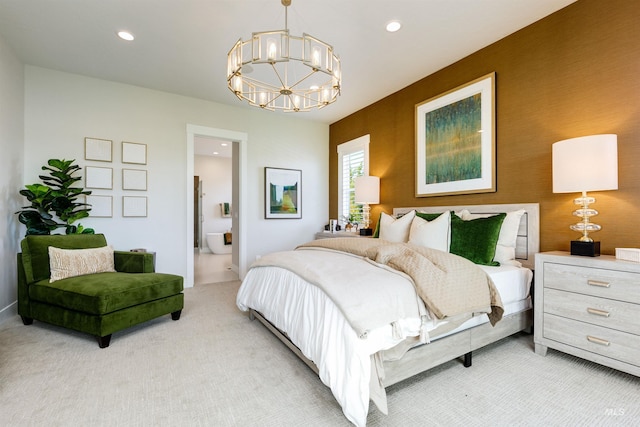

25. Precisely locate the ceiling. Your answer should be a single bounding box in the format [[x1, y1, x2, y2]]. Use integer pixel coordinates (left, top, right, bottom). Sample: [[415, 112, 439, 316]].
[[0, 0, 575, 126]]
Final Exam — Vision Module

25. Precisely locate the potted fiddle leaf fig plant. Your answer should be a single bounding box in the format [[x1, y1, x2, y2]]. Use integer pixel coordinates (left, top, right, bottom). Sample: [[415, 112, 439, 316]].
[[16, 159, 95, 236]]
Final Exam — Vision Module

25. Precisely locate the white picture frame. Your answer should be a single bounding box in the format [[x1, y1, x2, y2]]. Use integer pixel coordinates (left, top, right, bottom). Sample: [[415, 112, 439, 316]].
[[86, 195, 113, 218], [122, 169, 147, 191], [85, 166, 113, 189], [85, 137, 113, 162], [122, 141, 147, 165], [123, 196, 147, 217]]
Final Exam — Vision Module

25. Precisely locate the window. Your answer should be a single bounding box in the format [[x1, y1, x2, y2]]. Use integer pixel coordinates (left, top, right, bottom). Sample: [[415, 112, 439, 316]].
[[337, 135, 369, 225]]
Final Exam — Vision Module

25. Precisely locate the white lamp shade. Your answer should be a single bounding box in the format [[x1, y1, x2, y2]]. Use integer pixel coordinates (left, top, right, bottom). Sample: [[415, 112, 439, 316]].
[[354, 176, 380, 204], [552, 134, 618, 193]]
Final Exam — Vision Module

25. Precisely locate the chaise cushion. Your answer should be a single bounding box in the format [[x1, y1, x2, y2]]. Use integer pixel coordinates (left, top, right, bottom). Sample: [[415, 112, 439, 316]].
[[29, 272, 184, 315]]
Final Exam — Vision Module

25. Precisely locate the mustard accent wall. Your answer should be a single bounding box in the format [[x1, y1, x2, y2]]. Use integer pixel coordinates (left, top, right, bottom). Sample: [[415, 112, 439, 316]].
[[329, 0, 640, 255]]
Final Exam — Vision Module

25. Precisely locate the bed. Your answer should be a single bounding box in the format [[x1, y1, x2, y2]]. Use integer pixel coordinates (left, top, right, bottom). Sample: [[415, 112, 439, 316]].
[[236, 203, 539, 426]]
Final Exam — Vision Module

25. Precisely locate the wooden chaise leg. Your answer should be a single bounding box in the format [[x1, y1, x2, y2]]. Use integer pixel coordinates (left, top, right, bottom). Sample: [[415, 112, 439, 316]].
[[463, 352, 472, 367], [171, 310, 182, 321], [98, 334, 112, 349], [21, 316, 34, 325]]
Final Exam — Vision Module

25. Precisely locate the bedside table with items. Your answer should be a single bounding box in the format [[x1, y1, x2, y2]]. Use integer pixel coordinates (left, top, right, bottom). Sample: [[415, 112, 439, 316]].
[[314, 231, 372, 239], [534, 251, 640, 377]]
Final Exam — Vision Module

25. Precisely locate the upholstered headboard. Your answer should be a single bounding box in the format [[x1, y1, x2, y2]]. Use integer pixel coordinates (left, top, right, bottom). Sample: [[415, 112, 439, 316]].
[[393, 203, 540, 270]]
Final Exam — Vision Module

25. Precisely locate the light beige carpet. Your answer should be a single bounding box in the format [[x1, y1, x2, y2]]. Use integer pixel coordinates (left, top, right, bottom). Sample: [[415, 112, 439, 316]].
[[1, 280, 637, 426]]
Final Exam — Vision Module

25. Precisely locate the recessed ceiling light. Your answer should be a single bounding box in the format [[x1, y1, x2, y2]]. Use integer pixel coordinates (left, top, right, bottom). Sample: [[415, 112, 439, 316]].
[[213, 151, 219, 155], [386, 21, 402, 33], [117, 31, 135, 41], [221, 143, 228, 147]]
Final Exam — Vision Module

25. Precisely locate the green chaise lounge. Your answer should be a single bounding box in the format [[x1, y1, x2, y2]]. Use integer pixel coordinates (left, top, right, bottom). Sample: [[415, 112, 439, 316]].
[[17, 234, 184, 348]]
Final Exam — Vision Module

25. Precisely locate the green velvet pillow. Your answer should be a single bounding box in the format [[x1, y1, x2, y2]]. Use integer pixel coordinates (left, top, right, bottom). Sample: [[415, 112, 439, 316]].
[[415, 212, 443, 221], [373, 213, 381, 238], [450, 212, 506, 266]]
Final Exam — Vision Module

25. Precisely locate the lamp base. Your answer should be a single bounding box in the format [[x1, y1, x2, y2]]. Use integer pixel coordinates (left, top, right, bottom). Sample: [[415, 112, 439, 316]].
[[359, 228, 373, 236], [571, 241, 600, 257]]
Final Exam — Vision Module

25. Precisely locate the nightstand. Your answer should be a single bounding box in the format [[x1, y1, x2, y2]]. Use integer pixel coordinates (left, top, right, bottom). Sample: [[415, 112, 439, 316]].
[[314, 231, 371, 239], [534, 251, 640, 377]]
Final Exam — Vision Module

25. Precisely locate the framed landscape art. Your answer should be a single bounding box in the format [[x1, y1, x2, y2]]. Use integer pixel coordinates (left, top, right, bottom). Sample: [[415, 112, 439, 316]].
[[264, 167, 301, 219], [415, 72, 496, 197]]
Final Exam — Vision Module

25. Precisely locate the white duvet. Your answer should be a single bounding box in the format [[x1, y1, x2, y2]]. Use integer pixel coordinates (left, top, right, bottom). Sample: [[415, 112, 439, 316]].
[[236, 251, 532, 426]]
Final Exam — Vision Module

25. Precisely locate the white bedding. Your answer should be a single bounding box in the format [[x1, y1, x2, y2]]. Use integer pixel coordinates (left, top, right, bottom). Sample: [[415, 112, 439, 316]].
[[236, 254, 532, 427]]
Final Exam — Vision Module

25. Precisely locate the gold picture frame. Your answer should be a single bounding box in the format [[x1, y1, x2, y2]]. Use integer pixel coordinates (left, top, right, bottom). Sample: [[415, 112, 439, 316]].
[[415, 72, 496, 197]]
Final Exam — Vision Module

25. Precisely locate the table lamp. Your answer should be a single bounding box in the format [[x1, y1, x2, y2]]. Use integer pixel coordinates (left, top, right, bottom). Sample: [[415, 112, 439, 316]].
[[552, 134, 618, 256], [354, 175, 380, 236]]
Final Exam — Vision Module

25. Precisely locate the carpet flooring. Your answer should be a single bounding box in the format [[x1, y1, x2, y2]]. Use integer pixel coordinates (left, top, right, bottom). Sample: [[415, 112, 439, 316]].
[[1, 280, 638, 426]]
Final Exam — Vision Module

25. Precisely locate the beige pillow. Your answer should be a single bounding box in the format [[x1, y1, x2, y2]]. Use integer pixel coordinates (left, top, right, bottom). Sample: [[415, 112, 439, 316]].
[[49, 245, 116, 283], [379, 210, 415, 242]]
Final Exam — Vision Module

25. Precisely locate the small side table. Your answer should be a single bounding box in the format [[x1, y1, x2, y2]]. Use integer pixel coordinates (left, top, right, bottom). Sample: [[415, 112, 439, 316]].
[[315, 231, 371, 239]]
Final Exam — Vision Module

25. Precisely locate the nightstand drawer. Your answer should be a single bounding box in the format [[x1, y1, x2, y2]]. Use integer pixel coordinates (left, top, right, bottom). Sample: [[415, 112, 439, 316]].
[[544, 288, 640, 335], [544, 263, 640, 304], [544, 314, 640, 367]]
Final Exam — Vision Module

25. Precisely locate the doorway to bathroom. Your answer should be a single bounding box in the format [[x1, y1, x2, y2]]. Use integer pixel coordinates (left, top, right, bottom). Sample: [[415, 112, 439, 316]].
[[186, 124, 247, 288], [193, 137, 239, 285]]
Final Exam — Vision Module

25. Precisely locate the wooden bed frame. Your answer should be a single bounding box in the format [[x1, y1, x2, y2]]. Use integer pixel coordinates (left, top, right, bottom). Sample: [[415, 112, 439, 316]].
[[249, 202, 540, 393]]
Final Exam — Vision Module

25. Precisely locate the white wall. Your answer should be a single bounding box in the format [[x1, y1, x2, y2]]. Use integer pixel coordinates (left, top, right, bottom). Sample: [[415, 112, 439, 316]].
[[23, 66, 329, 287], [0, 35, 24, 322], [195, 155, 232, 250]]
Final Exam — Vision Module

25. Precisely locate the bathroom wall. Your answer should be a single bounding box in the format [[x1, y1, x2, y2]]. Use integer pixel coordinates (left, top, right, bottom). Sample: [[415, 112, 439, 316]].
[[194, 155, 232, 251]]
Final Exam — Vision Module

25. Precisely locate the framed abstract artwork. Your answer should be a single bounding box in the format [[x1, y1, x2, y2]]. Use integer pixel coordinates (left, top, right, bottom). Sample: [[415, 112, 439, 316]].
[[264, 167, 301, 219], [415, 72, 496, 197]]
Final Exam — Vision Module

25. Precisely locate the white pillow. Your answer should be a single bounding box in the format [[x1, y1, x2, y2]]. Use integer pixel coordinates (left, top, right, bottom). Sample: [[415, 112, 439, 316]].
[[49, 245, 116, 283], [408, 211, 450, 252], [460, 209, 525, 266], [379, 210, 416, 242]]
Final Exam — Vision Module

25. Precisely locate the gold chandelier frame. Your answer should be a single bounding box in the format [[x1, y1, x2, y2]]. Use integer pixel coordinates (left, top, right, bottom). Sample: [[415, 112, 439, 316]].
[[227, 0, 341, 112]]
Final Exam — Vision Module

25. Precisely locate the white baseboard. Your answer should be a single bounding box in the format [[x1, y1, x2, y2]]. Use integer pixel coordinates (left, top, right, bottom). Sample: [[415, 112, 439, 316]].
[[0, 300, 17, 325]]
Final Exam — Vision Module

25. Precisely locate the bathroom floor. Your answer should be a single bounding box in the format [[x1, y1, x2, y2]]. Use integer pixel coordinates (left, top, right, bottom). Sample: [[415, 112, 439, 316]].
[[194, 251, 239, 285]]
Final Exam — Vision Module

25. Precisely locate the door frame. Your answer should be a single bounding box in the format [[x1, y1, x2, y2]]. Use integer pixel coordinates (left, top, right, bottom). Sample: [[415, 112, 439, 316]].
[[186, 124, 248, 287]]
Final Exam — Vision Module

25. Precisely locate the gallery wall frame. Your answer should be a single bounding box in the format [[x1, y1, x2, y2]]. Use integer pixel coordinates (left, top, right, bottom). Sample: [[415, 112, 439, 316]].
[[415, 72, 496, 197], [122, 168, 147, 191], [122, 141, 147, 165], [264, 167, 302, 219], [123, 196, 147, 217], [85, 166, 113, 189], [84, 137, 113, 162], [85, 195, 113, 217]]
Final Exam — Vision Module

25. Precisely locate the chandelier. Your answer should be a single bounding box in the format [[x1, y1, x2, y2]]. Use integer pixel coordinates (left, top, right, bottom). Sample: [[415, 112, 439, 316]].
[[226, 0, 341, 112]]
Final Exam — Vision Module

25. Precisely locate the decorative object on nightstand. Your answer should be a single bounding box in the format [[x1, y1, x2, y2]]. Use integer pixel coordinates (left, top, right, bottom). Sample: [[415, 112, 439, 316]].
[[534, 252, 640, 377], [354, 175, 379, 236], [552, 134, 618, 256]]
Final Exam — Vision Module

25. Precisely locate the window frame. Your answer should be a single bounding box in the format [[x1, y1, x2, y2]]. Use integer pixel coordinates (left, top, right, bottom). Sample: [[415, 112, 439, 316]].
[[337, 134, 370, 225]]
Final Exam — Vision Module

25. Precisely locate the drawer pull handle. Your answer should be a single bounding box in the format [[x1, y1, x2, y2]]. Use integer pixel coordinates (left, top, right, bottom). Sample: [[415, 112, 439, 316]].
[[587, 279, 610, 288], [587, 335, 610, 346], [587, 308, 610, 317]]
